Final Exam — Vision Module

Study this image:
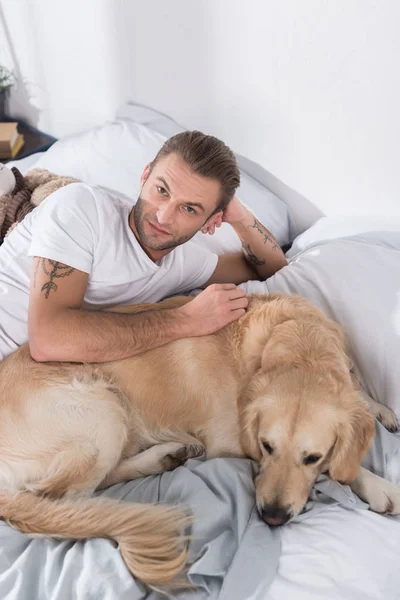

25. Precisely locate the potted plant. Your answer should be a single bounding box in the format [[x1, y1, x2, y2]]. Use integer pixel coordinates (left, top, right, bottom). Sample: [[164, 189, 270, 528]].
[[0, 65, 15, 122]]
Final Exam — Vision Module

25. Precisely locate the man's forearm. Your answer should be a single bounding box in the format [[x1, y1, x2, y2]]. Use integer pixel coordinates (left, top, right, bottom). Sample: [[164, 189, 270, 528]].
[[230, 210, 287, 279], [29, 306, 193, 363]]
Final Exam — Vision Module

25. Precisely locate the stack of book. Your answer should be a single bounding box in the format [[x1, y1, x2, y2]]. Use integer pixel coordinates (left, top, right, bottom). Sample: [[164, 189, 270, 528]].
[[0, 122, 24, 160]]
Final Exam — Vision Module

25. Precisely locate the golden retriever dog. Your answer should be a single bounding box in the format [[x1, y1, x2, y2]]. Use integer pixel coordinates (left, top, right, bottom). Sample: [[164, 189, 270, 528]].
[[0, 293, 399, 589]]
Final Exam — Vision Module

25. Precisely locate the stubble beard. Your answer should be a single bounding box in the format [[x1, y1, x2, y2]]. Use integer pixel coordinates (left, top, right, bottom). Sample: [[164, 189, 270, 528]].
[[133, 196, 198, 251]]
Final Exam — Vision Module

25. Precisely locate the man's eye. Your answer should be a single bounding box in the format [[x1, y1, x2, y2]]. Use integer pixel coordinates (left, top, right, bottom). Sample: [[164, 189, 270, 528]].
[[183, 206, 196, 215], [157, 186, 168, 195]]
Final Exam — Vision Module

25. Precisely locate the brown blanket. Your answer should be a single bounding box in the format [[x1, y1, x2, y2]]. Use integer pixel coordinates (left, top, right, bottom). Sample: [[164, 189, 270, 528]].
[[0, 168, 78, 241]]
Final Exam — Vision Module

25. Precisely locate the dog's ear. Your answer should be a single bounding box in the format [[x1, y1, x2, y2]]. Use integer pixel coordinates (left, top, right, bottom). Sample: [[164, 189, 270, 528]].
[[261, 319, 352, 384], [239, 400, 262, 461], [329, 395, 375, 484], [260, 322, 297, 372]]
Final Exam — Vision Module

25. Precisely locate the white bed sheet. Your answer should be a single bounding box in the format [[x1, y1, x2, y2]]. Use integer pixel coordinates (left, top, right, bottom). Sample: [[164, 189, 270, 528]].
[[267, 506, 400, 600]]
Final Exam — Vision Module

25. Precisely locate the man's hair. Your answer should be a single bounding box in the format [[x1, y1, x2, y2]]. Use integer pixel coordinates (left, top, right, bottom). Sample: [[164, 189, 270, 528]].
[[150, 130, 240, 213]]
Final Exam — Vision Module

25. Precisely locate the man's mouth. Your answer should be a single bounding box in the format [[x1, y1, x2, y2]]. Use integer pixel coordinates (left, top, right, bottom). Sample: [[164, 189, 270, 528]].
[[147, 220, 171, 235]]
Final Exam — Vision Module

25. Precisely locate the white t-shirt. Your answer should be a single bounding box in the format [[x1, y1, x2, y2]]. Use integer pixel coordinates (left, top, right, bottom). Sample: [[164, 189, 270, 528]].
[[0, 182, 218, 360]]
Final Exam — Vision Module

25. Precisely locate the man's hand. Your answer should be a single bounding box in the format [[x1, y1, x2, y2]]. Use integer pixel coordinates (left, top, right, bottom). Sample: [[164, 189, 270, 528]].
[[220, 195, 249, 226], [179, 283, 248, 336], [201, 196, 246, 235], [201, 196, 287, 279]]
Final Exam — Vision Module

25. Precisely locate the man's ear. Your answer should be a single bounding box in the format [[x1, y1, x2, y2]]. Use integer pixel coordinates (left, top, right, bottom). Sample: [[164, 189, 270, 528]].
[[201, 210, 223, 234], [140, 164, 151, 189]]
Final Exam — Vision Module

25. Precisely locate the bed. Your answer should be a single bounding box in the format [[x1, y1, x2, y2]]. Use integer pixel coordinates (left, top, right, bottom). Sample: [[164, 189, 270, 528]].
[[3, 104, 400, 600]]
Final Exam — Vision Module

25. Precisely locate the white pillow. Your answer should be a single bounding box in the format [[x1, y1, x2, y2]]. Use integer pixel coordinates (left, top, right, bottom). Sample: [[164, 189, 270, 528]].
[[6, 152, 46, 174], [287, 215, 400, 258], [33, 112, 293, 249], [34, 120, 165, 201]]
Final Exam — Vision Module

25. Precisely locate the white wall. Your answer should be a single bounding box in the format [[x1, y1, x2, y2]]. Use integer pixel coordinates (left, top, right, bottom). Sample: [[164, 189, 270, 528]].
[[1, 0, 399, 218]]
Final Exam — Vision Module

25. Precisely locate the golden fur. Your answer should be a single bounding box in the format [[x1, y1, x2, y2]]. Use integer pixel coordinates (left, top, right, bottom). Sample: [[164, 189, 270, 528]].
[[0, 293, 398, 588]]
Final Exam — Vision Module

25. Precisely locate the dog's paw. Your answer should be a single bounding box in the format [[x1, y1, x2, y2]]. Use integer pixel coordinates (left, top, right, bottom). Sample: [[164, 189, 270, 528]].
[[351, 468, 400, 515], [368, 480, 400, 515], [374, 405, 398, 433], [163, 443, 205, 471]]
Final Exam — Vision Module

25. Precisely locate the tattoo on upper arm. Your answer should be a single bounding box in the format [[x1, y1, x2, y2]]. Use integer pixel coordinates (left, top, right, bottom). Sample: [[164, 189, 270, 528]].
[[248, 218, 279, 251], [241, 242, 266, 266], [34, 258, 75, 299]]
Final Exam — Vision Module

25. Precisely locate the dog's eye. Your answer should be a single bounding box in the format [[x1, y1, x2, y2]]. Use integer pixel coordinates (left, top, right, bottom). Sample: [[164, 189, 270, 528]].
[[262, 441, 274, 455], [304, 454, 322, 465]]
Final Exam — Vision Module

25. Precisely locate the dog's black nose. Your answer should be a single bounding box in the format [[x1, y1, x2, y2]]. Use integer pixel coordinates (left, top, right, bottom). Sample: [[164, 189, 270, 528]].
[[260, 503, 291, 526]]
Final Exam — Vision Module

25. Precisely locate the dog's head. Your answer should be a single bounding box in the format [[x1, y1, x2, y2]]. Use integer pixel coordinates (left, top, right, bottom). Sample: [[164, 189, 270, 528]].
[[239, 319, 375, 526]]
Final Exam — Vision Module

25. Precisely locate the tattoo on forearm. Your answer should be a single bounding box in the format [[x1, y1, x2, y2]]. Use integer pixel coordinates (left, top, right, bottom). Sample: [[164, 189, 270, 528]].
[[248, 218, 279, 251], [241, 242, 266, 266], [34, 258, 75, 299]]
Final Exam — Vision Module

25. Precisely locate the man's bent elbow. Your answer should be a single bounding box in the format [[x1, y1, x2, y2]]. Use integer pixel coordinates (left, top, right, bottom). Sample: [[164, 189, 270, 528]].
[[29, 329, 65, 362], [262, 256, 288, 279], [277, 256, 288, 271], [28, 314, 65, 362], [29, 339, 53, 362]]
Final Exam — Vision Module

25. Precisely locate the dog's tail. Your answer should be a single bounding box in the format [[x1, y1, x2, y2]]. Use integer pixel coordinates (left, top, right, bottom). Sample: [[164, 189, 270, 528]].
[[0, 491, 191, 588]]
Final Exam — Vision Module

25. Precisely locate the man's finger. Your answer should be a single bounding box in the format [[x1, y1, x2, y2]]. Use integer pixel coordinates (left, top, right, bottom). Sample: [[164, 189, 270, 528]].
[[229, 297, 249, 311], [227, 308, 246, 322], [227, 288, 247, 300]]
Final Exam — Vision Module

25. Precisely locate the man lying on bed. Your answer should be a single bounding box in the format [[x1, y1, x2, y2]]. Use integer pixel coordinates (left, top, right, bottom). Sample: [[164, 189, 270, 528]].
[[0, 131, 287, 363]]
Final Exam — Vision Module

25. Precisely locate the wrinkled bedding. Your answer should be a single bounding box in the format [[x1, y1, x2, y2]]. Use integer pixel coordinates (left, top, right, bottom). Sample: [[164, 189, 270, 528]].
[[1, 423, 399, 600]]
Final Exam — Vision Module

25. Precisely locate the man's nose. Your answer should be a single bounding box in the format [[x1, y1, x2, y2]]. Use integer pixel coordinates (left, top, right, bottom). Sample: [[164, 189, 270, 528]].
[[156, 202, 175, 225], [259, 503, 292, 526]]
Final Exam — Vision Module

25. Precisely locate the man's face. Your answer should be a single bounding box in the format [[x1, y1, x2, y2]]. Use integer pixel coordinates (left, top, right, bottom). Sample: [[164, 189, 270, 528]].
[[132, 153, 223, 260]]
